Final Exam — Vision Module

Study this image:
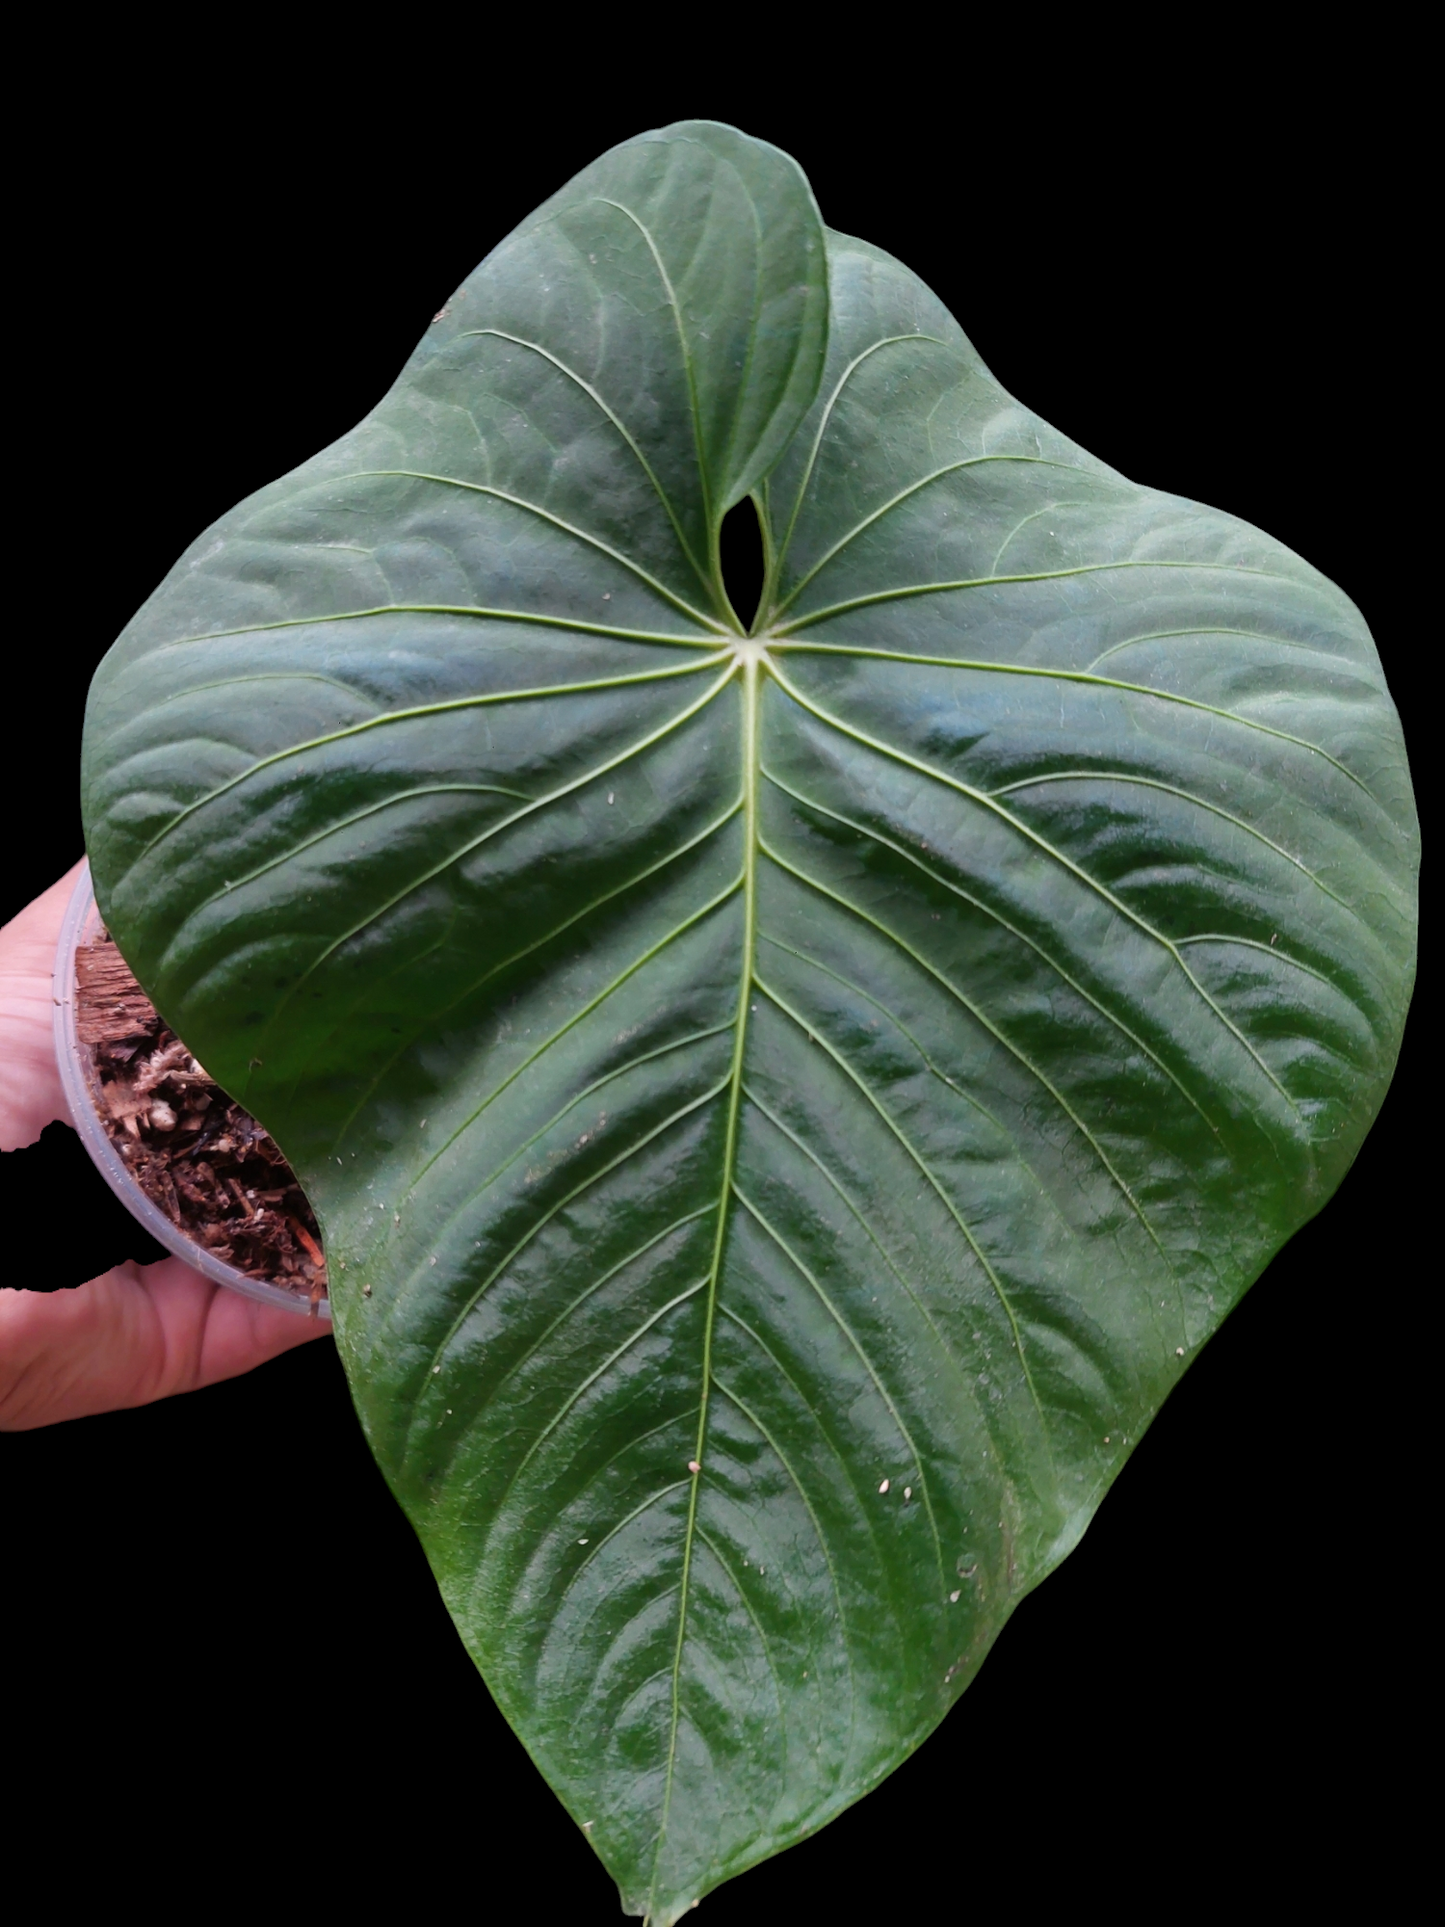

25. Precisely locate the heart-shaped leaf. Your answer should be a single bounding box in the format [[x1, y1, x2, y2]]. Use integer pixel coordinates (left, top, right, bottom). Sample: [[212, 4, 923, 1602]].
[[82, 123, 1417, 1923]]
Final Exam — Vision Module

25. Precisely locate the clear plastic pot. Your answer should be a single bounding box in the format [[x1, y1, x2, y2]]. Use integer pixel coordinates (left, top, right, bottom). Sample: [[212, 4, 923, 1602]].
[[52, 860, 329, 1319]]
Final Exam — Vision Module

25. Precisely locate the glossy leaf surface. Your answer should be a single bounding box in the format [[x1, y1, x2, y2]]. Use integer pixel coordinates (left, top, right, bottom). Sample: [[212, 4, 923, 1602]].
[[82, 123, 1417, 1924]]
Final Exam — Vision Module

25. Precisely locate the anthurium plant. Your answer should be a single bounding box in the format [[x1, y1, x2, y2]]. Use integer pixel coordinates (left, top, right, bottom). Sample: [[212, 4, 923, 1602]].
[[80, 121, 1418, 1923]]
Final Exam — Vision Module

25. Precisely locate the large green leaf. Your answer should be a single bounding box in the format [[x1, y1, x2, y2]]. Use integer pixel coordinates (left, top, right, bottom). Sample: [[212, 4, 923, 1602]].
[[81, 123, 1417, 1922]]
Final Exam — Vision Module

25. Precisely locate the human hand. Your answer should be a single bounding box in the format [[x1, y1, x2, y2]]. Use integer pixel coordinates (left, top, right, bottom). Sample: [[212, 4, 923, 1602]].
[[0, 863, 329, 1430]]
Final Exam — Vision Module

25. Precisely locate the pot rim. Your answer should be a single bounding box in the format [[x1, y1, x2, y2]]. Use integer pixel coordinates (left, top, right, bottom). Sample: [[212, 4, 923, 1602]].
[[52, 861, 330, 1320]]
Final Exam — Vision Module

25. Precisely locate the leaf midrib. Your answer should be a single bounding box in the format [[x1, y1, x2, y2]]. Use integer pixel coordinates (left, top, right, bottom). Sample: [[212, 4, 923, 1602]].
[[649, 653, 758, 1911]]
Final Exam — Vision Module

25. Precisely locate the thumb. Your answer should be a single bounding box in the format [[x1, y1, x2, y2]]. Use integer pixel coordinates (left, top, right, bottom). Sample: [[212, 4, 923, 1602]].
[[0, 860, 84, 1152]]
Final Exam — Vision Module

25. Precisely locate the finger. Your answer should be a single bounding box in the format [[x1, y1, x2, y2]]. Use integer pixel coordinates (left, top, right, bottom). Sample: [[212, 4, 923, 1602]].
[[0, 858, 86, 1151], [144, 1256, 332, 1395], [0, 1255, 329, 1432]]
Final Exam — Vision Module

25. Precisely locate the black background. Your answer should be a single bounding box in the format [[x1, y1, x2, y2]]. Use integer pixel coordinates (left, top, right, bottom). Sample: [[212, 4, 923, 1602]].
[[4, 59, 1425, 1921]]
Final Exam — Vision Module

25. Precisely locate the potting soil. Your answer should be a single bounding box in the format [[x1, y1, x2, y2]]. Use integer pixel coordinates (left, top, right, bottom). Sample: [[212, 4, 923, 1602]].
[[75, 933, 328, 1309]]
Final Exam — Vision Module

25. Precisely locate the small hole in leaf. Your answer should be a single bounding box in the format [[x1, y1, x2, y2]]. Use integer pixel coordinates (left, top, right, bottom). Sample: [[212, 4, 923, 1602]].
[[719, 499, 764, 632]]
